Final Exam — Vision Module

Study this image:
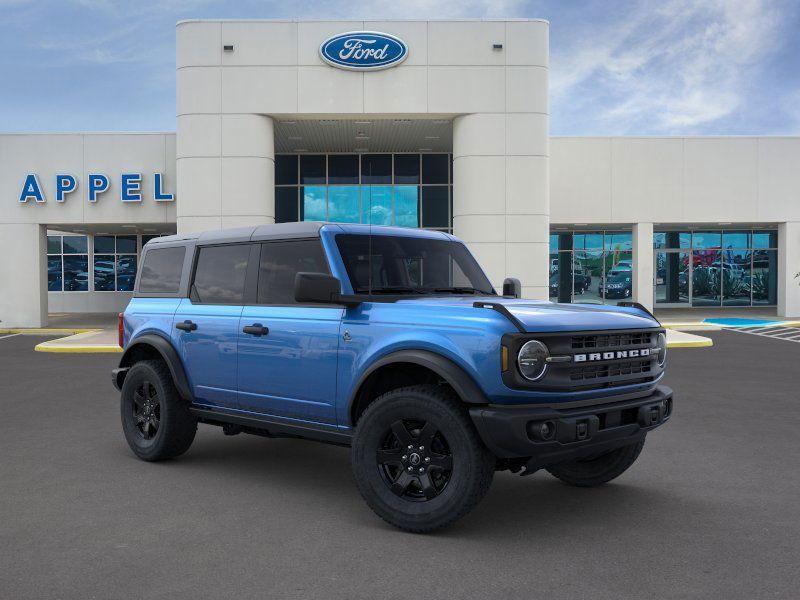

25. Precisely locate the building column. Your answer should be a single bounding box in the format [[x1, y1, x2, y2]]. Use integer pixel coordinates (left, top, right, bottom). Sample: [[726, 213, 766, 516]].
[[452, 113, 549, 299], [0, 224, 47, 327], [632, 222, 654, 312], [177, 114, 275, 234], [778, 221, 800, 318]]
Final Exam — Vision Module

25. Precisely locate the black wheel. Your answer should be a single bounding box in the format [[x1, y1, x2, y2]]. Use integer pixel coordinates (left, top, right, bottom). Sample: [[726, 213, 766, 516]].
[[546, 439, 645, 487], [120, 360, 197, 462], [351, 385, 495, 533]]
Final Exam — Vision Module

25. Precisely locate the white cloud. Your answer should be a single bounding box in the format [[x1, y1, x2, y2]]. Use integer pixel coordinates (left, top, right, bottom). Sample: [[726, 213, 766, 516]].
[[551, 0, 791, 133]]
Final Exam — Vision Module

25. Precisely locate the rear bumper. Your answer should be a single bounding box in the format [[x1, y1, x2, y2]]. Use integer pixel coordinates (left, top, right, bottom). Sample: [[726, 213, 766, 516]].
[[469, 385, 673, 469]]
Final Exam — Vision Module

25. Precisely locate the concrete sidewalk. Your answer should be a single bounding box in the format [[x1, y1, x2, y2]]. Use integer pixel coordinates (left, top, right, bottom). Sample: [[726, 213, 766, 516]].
[[33, 329, 121, 354]]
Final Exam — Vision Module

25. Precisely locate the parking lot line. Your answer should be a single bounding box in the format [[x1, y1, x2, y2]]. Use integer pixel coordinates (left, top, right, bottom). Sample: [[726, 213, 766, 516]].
[[0, 333, 21, 341]]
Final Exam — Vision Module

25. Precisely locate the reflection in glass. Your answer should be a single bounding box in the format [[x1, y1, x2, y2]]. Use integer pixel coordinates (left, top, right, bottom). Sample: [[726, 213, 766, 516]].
[[94, 236, 115, 254], [654, 231, 690, 249], [548, 253, 559, 299], [752, 249, 777, 305], [302, 186, 326, 221], [604, 232, 632, 251], [47, 235, 61, 254], [117, 256, 137, 292], [722, 231, 750, 249], [394, 186, 419, 227], [574, 233, 603, 250], [752, 230, 778, 249], [722, 249, 751, 306], [48, 257, 62, 291], [63, 235, 87, 254], [573, 250, 603, 303], [655, 251, 689, 305], [692, 231, 721, 249], [362, 186, 392, 225], [116, 236, 137, 254], [327, 186, 359, 223], [692, 250, 721, 306], [94, 255, 116, 291], [63, 255, 88, 291], [604, 250, 633, 304]]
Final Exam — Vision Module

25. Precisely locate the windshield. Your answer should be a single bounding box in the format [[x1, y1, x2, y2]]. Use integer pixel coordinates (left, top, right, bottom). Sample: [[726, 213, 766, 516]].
[[335, 234, 496, 295]]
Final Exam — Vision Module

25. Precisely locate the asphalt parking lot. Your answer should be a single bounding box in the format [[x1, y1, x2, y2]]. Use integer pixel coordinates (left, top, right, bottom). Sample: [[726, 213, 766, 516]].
[[1, 331, 799, 599]]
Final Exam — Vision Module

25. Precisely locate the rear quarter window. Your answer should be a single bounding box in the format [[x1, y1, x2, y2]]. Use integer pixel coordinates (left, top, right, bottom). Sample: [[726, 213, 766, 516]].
[[138, 246, 186, 293]]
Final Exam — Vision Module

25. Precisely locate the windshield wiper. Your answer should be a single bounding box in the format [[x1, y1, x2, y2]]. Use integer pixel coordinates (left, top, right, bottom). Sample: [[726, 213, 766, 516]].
[[432, 287, 495, 295], [354, 286, 429, 295]]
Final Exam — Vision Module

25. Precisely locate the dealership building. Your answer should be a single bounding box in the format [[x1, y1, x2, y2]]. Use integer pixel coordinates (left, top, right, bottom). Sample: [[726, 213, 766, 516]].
[[1, 18, 799, 327]]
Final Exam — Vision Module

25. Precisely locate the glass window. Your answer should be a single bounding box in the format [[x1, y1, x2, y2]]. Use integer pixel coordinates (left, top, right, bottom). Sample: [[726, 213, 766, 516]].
[[573, 233, 603, 251], [604, 250, 633, 304], [275, 155, 298, 185], [328, 155, 359, 184], [302, 186, 326, 221], [722, 231, 750, 249], [752, 230, 777, 249], [116, 235, 137, 254], [94, 236, 115, 254], [654, 231, 691, 249], [752, 249, 777, 305], [300, 155, 325, 184], [722, 249, 751, 306], [548, 253, 559, 299], [63, 235, 88, 254], [117, 256, 137, 292], [275, 187, 299, 223], [335, 234, 494, 295], [139, 247, 185, 293], [604, 232, 632, 251], [94, 255, 116, 291], [692, 250, 721, 306], [549, 234, 559, 254], [257, 240, 329, 305], [47, 235, 62, 254], [421, 154, 448, 184], [327, 186, 360, 223], [573, 250, 602, 303], [192, 244, 250, 304], [63, 255, 89, 291], [655, 251, 690, 305], [692, 231, 721, 249], [361, 154, 391, 184], [48, 256, 62, 291], [421, 186, 448, 228], [395, 186, 419, 228], [361, 186, 392, 225], [394, 154, 420, 184]]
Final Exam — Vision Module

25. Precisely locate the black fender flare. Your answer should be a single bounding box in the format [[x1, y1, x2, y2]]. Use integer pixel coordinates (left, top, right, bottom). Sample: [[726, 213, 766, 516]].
[[348, 349, 489, 422], [117, 334, 193, 402]]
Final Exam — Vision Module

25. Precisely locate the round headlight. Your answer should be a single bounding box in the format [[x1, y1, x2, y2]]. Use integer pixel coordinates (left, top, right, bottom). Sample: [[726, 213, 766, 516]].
[[656, 332, 667, 366], [517, 340, 549, 381]]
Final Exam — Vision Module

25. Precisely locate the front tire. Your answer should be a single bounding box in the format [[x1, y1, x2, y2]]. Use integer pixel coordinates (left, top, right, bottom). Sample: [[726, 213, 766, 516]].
[[120, 360, 197, 462], [546, 439, 645, 487], [351, 385, 494, 533]]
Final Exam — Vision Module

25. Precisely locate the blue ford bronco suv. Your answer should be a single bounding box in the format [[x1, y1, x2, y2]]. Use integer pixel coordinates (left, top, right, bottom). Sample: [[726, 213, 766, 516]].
[[113, 222, 672, 532]]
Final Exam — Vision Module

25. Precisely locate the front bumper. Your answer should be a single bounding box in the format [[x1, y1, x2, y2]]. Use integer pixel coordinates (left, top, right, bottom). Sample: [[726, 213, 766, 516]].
[[469, 385, 673, 470]]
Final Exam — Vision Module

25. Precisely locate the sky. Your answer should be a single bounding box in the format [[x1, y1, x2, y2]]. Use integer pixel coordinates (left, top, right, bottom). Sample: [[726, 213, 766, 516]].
[[0, 0, 798, 135]]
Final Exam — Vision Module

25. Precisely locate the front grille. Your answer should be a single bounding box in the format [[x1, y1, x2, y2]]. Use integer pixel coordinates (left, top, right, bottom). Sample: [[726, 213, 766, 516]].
[[571, 332, 653, 350], [571, 359, 652, 381]]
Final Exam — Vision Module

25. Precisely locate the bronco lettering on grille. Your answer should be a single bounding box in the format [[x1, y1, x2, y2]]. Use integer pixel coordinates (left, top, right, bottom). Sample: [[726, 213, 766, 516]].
[[573, 348, 651, 362]]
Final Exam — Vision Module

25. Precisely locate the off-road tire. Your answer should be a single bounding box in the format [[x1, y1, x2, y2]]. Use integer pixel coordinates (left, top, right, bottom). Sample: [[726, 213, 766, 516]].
[[120, 359, 197, 462], [351, 384, 495, 533], [546, 438, 645, 487]]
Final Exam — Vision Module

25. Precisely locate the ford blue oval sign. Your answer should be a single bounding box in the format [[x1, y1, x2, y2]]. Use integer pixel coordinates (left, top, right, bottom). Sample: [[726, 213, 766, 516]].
[[319, 31, 408, 71]]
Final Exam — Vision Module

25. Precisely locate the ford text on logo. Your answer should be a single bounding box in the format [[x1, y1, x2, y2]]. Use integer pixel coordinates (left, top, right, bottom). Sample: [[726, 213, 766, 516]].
[[319, 31, 408, 71], [574, 348, 651, 362]]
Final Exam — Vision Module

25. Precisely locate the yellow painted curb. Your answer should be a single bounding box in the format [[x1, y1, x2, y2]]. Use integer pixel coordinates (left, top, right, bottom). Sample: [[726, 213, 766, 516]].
[[667, 338, 714, 348], [34, 343, 122, 354], [0, 328, 100, 335]]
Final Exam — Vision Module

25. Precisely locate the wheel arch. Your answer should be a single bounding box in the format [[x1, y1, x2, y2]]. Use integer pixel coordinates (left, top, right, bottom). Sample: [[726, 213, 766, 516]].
[[117, 334, 193, 402], [348, 349, 489, 426]]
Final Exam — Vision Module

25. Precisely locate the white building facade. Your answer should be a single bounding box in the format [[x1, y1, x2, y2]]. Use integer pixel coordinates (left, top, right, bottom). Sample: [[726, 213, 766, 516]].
[[0, 19, 798, 327]]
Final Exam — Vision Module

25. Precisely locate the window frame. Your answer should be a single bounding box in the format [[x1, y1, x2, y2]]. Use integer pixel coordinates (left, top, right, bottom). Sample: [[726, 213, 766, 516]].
[[93, 235, 138, 293], [253, 238, 334, 307], [188, 242, 259, 306]]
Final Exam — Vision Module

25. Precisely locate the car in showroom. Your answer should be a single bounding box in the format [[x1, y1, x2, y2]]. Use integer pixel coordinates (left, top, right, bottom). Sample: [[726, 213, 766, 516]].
[[112, 223, 671, 533]]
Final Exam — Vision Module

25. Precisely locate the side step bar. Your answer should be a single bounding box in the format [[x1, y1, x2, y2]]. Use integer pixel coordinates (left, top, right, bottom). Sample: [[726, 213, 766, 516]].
[[190, 406, 352, 447]]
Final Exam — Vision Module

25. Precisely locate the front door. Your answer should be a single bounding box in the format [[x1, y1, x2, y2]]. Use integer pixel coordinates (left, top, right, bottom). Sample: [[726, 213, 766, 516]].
[[173, 243, 255, 409], [237, 239, 342, 425]]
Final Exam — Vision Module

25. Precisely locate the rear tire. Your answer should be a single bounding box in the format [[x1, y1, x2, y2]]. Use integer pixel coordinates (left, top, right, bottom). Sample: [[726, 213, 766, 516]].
[[546, 439, 645, 487], [120, 360, 197, 462], [351, 385, 494, 533]]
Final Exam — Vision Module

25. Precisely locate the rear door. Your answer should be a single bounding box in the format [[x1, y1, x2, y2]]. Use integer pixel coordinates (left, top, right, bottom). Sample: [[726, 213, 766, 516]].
[[237, 239, 343, 425], [173, 243, 257, 409]]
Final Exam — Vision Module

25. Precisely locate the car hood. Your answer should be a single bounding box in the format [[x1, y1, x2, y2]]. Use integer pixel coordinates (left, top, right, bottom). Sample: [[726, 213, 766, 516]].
[[394, 296, 659, 332]]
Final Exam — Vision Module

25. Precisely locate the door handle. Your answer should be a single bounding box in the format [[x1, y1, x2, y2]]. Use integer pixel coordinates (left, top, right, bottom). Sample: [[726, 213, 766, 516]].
[[242, 323, 269, 336], [175, 320, 198, 332]]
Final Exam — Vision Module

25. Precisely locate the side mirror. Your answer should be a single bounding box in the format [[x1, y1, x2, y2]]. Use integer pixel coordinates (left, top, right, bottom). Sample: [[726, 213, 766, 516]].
[[295, 272, 343, 304], [502, 277, 522, 298]]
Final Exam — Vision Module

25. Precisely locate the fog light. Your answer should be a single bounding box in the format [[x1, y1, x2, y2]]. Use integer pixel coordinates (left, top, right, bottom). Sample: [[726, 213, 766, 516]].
[[528, 420, 556, 441]]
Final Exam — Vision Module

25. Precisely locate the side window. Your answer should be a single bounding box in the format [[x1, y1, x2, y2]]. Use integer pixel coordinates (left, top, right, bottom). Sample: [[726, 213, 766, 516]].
[[192, 244, 250, 304], [139, 247, 186, 293], [258, 240, 329, 304]]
